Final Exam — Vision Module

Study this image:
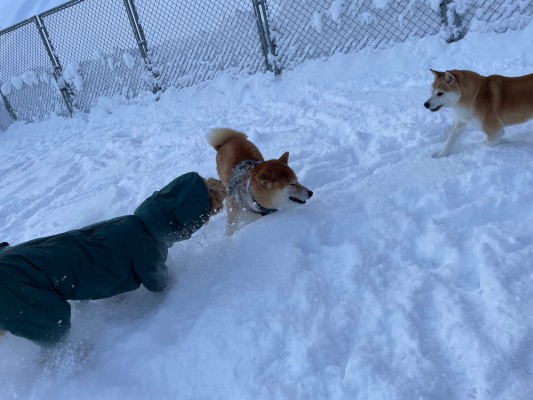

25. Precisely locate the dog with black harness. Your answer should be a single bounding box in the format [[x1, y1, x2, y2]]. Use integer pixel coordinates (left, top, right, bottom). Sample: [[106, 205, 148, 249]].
[[209, 128, 313, 235]]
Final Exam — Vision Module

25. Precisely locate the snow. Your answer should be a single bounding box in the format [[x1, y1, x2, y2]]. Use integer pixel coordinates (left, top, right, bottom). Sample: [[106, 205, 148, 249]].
[[329, 0, 346, 23], [1, 82, 12, 96], [10, 76, 24, 90], [311, 12, 323, 33], [372, 0, 391, 9], [62, 61, 83, 91], [1, 2, 533, 400], [122, 53, 136, 70]]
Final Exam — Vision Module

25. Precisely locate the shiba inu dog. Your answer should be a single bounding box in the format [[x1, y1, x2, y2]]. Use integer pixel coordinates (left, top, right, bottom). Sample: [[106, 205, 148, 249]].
[[424, 69, 533, 158], [209, 128, 313, 235]]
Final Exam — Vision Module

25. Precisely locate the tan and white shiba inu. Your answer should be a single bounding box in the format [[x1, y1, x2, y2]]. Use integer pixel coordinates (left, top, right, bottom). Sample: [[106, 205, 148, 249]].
[[424, 69, 533, 158], [209, 128, 313, 235]]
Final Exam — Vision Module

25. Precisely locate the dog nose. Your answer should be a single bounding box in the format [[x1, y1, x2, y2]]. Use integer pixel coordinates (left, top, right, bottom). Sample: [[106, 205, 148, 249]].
[[424, 101, 430, 109], [308, 190, 313, 198]]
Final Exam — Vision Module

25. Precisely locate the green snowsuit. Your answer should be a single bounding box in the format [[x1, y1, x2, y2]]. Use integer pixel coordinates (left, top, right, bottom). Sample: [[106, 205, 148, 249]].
[[0, 172, 210, 346]]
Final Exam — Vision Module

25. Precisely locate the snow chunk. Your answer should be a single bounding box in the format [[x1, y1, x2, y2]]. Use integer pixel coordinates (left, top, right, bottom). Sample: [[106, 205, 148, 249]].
[[21, 71, 39, 87], [359, 11, 376, 25], [63, 62, 84, 91], [1, 81, 12, 96], [10, 76, 23, 90], [372, 0, 390, 9], [329, 0, 345, 24], [123, 52, 136, 69], [92, 49, 104, 61], [107, 57, 115, 72], [427, 0, 443, 12], [311, 12, 322, 33]]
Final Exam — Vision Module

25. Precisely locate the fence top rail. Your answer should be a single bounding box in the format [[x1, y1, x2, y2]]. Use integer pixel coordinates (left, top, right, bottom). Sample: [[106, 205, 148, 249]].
[[39, 0, 86, 19], [0, 0, 84, 36], [0, 16, 36, 36]]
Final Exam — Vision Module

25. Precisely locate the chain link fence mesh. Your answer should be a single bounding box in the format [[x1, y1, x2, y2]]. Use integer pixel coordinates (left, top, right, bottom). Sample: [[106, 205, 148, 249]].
[[265, 0, 442, 70], [133, 0, 265, 90], [0, 18, 67, 129], [0, 0, 532, 131], [38, 0, 151, 112], [0, 95, 15, 132], [441, 0, 533, 41]]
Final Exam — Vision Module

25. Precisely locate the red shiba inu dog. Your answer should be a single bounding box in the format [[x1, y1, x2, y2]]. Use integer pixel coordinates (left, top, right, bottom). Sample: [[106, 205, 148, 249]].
[[209, 128, 313, 235], [424, 69, 533, 158]]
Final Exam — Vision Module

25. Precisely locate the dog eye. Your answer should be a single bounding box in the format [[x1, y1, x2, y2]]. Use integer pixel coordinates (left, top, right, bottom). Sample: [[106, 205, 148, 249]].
[[436, 92, 444, 96]]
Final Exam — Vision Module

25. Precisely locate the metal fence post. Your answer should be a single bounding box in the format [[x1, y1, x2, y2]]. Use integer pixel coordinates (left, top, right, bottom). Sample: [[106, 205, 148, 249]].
[[440, 0, 467, 43], [252, 0, 280, 75], [123, 0, 161, 94], [34, 15, 74, 115], [1, 90, 17, 121]]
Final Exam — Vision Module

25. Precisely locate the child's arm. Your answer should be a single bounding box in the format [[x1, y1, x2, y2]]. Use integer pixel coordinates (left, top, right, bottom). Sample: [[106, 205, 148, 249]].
[[141, 262, 170, 293]]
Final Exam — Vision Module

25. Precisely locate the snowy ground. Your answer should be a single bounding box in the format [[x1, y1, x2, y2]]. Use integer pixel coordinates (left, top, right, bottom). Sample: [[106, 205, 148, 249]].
[[1, 20, 533, 400]]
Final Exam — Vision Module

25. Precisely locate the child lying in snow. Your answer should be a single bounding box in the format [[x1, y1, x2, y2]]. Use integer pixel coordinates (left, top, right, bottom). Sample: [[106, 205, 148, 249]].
[[0, 172, 226, 347]]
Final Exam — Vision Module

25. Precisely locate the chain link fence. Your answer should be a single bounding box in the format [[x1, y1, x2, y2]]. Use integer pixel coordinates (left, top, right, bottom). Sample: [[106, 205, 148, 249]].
[[1, 0, 532, 132], [265, 0, 442, 70], [132, 0, 265, 90], [440, 0, 533, 41], [39, 0, 153, 112], [0, 18, 68, 131]]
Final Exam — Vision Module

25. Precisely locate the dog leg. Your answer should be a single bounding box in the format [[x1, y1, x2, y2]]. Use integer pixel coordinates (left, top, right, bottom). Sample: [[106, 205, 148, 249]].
[[484, 120, 505, 146], [433, 120, 467, 158], [0, 330, 5, 337], [225, 196, 239, 236]]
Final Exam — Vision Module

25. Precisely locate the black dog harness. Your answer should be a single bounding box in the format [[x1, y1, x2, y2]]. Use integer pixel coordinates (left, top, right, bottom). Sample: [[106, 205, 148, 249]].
[[227, 160, 277, 216]]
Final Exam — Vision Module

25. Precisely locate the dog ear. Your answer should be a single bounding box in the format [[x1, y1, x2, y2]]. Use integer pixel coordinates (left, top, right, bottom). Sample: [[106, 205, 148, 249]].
[[255, 170, 273, 189], [430, 69, 442, 78], [278, 152, 289, 164], [444, 71, 457, 85]]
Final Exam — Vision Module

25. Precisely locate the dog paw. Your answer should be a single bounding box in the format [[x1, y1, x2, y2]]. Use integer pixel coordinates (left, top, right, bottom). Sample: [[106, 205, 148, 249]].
[[486, 138, 501, 147]]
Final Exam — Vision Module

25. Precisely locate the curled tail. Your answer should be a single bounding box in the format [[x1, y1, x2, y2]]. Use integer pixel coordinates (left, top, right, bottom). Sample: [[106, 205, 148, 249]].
[[208, 128, 247, 150]]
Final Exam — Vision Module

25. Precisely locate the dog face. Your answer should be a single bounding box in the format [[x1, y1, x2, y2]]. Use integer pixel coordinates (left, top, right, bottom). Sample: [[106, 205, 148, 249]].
[[252, 152, 313, 209], [424, 70, 461, 112]]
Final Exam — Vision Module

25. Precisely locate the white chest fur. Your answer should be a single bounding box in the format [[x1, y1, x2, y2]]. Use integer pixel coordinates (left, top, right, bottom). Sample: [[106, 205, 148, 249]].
[[453, 105, 482, 129]]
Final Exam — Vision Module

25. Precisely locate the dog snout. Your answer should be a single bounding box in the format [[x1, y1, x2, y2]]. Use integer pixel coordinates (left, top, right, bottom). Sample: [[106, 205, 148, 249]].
[[424, 101, 430, 109], [308, 190, 313, 198]]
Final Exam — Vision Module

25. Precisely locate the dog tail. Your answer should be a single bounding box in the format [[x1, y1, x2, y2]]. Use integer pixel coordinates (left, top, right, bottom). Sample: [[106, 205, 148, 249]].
[[208, 128, 247, 150]]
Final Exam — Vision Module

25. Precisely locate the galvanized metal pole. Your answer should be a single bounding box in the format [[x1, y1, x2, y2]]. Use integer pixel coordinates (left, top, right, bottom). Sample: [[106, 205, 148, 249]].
[[257, 0, 280, 75], [0, 90, 17, 121], [252, 0, 280, 75], [123, 0, 161, 94], [440, 0, 466, 43], [34, 15, 74, 115]]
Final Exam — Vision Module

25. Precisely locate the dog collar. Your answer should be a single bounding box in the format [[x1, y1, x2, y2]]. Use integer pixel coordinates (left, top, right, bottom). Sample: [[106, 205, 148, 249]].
[[246, 178, 278, 216], [228, 160, 278, 216]]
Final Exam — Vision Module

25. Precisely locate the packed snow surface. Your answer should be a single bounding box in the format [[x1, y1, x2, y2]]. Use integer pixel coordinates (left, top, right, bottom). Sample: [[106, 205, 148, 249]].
[[1, 20, 533, 400]]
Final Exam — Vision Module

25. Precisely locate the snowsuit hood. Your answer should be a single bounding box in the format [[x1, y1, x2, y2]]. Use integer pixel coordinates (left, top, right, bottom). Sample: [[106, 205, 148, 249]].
[[134, 172, 211, 247]]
